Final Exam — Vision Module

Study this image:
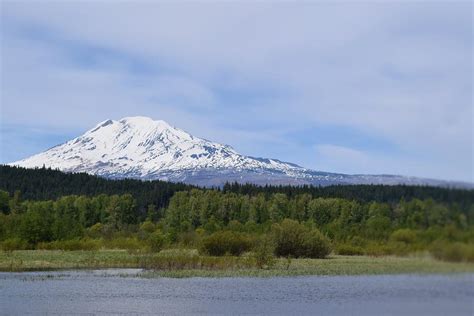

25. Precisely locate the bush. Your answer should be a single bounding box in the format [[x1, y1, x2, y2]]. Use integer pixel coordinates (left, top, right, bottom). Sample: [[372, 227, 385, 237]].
[[349, 236, 367, 247], [86, 223, 104, 239], [147, 230, 165, 253], [227, 220, 243, 232], [177, 231, 200, 247], [252, 235, 276, 269], [301, 230, 332, 258], [272, 219, 331, 258], [102, 237, 144, 251], [364, 242, 393, 256], [140, 221, 156, 234], [430, 241, 474, 262], [272, 219, 306, 257], [390, 229, 416, 244], [200, 231, 253, 256], [138, 221, 156, 240], [36, 239, 100, 251], [336, 244, 364, 256], [0, 238, 29, 252]]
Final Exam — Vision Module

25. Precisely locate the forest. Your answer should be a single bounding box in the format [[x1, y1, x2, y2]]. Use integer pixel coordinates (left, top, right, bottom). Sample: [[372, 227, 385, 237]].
[[2, 165, 473, 209], [1, 165, 474, 263]]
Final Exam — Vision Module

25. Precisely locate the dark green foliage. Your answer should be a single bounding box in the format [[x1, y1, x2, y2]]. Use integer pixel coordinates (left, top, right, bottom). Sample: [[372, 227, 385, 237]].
[[301, 229, 332, 258], [1, 165, 473, 261], [252, 235, 276, 268], [0, 193, 141, 245], [0, 238, 29, 251], [0, 165, 194, 215], [147, 230, 165, 252], [3, 165, 473, 214], [200, 231, 253, 256], [272, 219, 331, 258], [140, 221, 156, 235], [37, 239, 100, 251], [430, 241, 474, 262], [336, 244, 364, 256], [19, 201, 53, 243], [390, 229, 417, 244], [0, 190, 9, 214], [106, 194, 137, 230], [365, 215, 391, 239], [221, 181, 474, 205], [9, 190, 22, 214]]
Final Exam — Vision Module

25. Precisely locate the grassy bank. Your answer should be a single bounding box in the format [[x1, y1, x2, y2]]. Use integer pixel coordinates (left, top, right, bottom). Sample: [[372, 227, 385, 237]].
[[1, 249, 473, 277]]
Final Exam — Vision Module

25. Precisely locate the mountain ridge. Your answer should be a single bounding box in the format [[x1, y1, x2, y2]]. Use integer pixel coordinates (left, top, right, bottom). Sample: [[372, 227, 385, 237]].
[[9, 116, 473, 188]]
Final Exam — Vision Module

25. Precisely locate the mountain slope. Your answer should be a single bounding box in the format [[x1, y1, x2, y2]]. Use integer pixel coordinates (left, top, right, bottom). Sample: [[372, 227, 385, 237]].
[[9, 116, 472, 188]]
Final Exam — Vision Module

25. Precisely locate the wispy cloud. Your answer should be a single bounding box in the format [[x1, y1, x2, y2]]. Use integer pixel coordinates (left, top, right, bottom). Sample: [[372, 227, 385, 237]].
[[1, 1, 472, 181]]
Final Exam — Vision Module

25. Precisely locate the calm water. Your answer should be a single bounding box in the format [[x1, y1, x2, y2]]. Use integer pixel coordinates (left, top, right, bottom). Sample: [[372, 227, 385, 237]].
[[0, 270, 472, 315]]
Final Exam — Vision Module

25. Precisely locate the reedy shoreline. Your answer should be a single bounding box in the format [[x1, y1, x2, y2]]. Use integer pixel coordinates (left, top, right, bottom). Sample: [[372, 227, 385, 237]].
[[1, 249, 473, 277]]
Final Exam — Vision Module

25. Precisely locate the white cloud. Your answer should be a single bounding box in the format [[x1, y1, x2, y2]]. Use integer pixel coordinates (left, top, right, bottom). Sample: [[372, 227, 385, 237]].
[[0, 1, 472, 181], [313, 144, 469, 180]]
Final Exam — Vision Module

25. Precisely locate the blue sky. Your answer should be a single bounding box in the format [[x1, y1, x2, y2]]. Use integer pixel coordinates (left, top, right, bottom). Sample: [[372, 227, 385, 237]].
[[0, 1, 472, 182]]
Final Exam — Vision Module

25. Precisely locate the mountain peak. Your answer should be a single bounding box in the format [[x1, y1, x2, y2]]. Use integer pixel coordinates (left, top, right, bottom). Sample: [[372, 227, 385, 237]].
[[119, 116, 172, 129], [88, 116, 177, 136], [10, 116, 304, 181]]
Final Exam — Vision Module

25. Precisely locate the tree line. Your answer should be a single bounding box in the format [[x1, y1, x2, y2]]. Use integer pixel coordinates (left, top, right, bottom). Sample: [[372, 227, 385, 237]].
[[0, 165, 194, 212], [0, 187, 473, 258], [1, 165, 473, 261], [2, 165, 473, 211], [163, 189, 473, 241]]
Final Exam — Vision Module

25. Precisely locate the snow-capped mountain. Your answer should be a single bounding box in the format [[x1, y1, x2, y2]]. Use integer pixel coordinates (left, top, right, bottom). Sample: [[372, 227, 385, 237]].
[[9, 116, 471, 188]]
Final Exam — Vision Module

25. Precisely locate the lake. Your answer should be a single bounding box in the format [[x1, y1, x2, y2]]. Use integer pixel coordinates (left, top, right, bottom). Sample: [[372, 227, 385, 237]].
[[0, 270, 472, 315]]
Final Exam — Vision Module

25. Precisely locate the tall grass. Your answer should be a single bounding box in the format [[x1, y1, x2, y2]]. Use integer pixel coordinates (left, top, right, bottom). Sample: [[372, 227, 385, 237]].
[[139, 252, 255, 271], [430, 241, 474, 262], [0, 238, 30, 252], [1, 250, 474, 275]]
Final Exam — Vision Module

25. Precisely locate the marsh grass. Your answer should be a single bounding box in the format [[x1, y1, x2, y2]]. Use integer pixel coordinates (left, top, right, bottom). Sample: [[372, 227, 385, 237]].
[[1, 250, 473, 277]]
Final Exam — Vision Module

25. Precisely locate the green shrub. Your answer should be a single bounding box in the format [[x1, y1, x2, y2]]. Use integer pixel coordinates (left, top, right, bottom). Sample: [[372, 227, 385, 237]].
[[147, 230, 165, 253], [177, 231, 200, 247], [349, 236, 367, 247], [301, 229, 331, 258], [227, 220, 243, 232], [138, 221, 156, 240], [430, 241, 474, 262], [390, 229, 417, 244], [252, 235, 276, 269], [336, 244, 364, 256], [140, 221, 156, 234], [364, 242, 393, 256], [272, 219, 306, 257], [0, 238, 29, 251], [37, 239, 100, 251], [200, 231, 253, 256], [86, 223, 104, 239], [272, 219, 331, 258], [102, 237, 144, 250]]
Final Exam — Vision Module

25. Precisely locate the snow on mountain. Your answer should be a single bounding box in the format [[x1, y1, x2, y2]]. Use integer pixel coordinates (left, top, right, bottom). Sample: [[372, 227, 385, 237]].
[[10, 116, 308, 180], [9, 116, 472, 188]]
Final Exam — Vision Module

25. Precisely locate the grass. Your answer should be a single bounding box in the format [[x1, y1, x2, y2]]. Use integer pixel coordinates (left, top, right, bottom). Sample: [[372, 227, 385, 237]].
[[1, 249, 473, 277]]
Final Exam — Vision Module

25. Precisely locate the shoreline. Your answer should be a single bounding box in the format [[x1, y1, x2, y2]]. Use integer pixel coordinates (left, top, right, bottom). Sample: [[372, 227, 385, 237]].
[[1, 250, 473, 277]]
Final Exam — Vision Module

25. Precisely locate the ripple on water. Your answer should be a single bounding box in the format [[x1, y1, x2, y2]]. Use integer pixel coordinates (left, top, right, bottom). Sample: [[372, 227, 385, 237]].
[[0, 271, 472, 315]]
